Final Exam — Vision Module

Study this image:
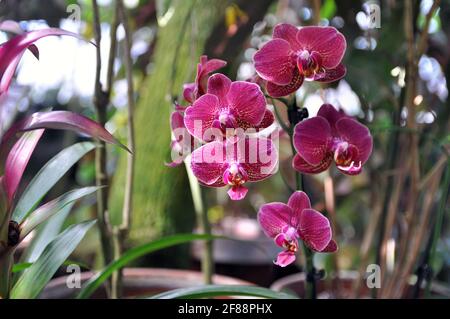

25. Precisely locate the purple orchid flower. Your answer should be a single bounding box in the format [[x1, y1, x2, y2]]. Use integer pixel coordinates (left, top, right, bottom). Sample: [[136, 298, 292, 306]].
[[183, 55, 227, 104], [258, 191, 337, 267], [253, 24, 347, 97], [0, 28, 84, 97], [166, 109, 196, 167], [184, 73, 274, 143], [190, 137, 278, 201], [293, 104, 373, 176]]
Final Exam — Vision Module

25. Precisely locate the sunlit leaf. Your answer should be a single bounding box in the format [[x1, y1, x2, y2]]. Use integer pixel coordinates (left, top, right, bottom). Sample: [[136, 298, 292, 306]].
[[1, 111, 129, 154], [12, 142, 96, 223], [11, 220, 96, 299], [77, 234, 221, 299], [20, 203, 74, 264], [20, 186, 101, 240]]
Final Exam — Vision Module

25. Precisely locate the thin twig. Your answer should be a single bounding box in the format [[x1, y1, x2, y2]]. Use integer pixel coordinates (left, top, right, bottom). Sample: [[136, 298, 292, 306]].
[[425, 158, 450, 297], [92, 0, 115, 269], [312, 0, 321, 25], [417, 0, 441, 58], [117, 0, 135, 235], [392, 157, 446, 298]]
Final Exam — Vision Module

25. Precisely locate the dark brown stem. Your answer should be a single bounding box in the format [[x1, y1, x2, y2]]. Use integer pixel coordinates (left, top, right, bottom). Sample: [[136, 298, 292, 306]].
[[91, 0, 118, 275]]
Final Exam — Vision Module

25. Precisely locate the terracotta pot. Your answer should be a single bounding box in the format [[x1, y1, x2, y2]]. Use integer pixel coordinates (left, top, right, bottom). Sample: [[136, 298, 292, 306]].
[[40, 268, 253, 299], [270, 271, 450, 299]]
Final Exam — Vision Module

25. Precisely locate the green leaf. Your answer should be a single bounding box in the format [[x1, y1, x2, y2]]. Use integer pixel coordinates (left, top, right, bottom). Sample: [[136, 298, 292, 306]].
[[12, 263, 33, 273], [20, 203, 74, 263], [20, 186, 101, 240], [150, 285, 297, 299], [12, 142, 96, 223], [320, 0, 336, 20], [76, 234, 220, 299], [11, 220, 96, 299]]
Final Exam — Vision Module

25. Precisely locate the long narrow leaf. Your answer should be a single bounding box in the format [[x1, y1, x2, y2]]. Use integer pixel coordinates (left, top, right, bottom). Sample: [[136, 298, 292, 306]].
[[76, 234, 221, 299], [11, 220, 96, 299], [150, 285, 297, 299], [20, 203, 74, 264], [1, 111, 129, 153], [20, 186, 101, 240], [0, 28, 86, 96], [4, 129, 44, 202], [12, 142, 96, 223]]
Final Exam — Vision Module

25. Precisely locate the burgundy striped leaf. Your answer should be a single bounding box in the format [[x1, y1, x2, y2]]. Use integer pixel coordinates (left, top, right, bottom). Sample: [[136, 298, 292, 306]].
[[1, 111, 129, 153], [0, 28, 86, 96], [4, 129, 44, 202]]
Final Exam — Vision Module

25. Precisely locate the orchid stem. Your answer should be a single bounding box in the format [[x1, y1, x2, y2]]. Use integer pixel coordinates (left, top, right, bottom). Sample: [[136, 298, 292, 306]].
[[303, 244, 317, 299], [185, 159, 214, 284], [282, 96, 315, 299]]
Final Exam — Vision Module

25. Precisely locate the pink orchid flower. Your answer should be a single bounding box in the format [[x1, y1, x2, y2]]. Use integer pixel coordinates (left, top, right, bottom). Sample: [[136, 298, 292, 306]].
[[0, 28, 83, 97], [253, 24, 347, 97], [183, 55, 227, 104], [258, 191, 337, 267], [184, 73, 274, 143], [293, 104, 373, 176], [190, 137, 278, 200], [166, 110, 196, 167]]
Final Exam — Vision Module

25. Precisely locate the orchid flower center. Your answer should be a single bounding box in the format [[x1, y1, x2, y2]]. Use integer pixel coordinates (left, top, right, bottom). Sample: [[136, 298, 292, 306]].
[[223, 162, 248, 187], [297, 50, 323, 79], [275, 226, 299, 253], [332, 140, 359, 168], [213, 110, 237, 134]]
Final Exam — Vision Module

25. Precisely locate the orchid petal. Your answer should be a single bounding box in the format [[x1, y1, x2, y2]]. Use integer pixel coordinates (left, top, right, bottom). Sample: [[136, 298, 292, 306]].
[[314, 63, 346, 83], [293, 117, 331, 165], [184, 94, 220, 142], [257, 202, 292, 238], [227, 81, 266, 126], [253, 109, 275, 130], [273, 23, 301, 52], [322, 239, 338, 253], [292, 153, 332, 175], [182, 83, 195, 104], [287, 191, 311, 226], [335, 118, 373, 164], [237, 137, 278, 182], [274, 251, 296, 267], [317, 104, 345, 134], [254, 39, 295, 86], [296, 26, 346, 69], [190, 141, 225, 186], [266, 68, 304, 98], [227, 185, 248, 201], [298, 208, 332, 252], [207, 73, 231, 106]]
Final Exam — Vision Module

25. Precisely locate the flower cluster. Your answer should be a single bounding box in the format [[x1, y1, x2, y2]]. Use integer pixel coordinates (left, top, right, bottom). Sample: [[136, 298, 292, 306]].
[[168, 56, 278, 200], [169, 23, 373, 266]]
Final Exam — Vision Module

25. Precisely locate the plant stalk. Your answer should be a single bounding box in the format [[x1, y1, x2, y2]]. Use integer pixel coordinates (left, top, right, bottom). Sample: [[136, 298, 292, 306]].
[[185, 160, 214, 284], [285, 98, 316, 299]]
